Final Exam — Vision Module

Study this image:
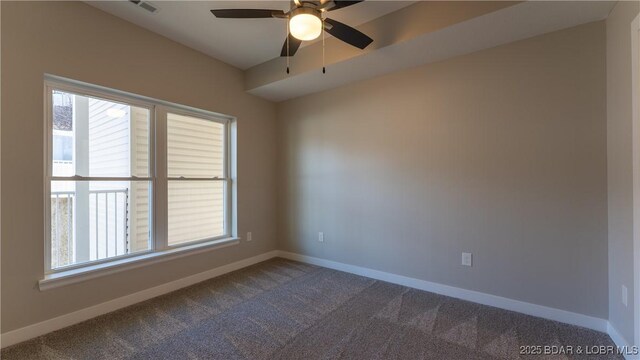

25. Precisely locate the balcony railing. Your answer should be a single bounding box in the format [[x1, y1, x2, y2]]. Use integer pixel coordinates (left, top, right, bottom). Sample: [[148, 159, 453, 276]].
[[51, 189, 129, 268]]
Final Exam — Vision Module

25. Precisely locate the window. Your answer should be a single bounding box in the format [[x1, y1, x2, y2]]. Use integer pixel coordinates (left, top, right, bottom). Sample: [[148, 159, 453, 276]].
[[167, 112, 228, 245], [45, 78, 235, 274]]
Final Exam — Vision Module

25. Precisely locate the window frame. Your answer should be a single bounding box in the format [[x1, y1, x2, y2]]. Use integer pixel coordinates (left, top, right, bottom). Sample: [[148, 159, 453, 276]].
[[157, 106, 233, 250], [43, 75, 237, 279]]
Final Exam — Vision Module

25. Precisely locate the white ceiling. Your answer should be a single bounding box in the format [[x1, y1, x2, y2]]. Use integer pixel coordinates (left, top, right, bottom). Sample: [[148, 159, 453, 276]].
[[88, 0, 415, 69]]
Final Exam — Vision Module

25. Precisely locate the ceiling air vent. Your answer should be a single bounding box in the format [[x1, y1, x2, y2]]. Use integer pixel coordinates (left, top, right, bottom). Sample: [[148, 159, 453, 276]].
[[128, 0, 159, 14]]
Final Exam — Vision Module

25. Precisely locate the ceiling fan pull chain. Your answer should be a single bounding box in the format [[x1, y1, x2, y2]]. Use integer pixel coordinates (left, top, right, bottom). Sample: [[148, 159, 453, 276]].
[[322, 18, 326, 74], [286, 19, 290, 74]]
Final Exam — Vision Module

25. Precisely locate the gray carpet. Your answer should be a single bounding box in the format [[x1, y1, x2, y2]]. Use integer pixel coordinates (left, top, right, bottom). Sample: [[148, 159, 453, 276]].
[[2, 258, 621, 359]]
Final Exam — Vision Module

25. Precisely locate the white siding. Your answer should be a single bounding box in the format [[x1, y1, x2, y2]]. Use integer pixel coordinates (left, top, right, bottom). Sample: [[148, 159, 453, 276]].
[[88, 99, 129, 177], [130, 107, 151, 252], [87, 99, 130, 259], [168, 181, 224, 245], [168, 113, 224, 178], [167, 113, 225, 245], [86, 100, 151, 256]]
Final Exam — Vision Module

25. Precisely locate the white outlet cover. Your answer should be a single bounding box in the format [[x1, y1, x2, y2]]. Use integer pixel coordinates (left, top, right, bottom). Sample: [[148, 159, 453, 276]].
[[318, 232, 324, 242], [247, 232, 252, 241], [622, 285, 628, 307], [462, 252, 472, 267]]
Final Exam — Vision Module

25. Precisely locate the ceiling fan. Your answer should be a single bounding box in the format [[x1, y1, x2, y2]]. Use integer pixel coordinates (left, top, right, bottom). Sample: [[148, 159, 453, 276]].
[[210, 0, 373, 58]]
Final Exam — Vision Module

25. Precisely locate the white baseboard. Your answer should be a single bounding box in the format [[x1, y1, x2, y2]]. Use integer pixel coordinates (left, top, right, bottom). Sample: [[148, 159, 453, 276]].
[[608, 322, 638, 360], [0, 250, 280, 349], [277, 251, 609, 333]]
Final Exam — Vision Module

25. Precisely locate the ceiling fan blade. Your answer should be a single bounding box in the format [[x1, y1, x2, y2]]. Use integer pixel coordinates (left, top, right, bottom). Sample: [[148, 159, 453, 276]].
[[210, 9, 285, 18], [280, 34, 303, 57], [324, 18, 373, 49], [328, 0, 364, 11]]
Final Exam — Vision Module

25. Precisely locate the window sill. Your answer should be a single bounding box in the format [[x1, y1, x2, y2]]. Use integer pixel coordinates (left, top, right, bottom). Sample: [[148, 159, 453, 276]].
[[39, 237, 240, 291]]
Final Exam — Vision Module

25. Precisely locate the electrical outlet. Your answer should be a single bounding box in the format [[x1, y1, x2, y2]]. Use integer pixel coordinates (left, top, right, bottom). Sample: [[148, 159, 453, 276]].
[[247, 232, 252, 241], [462, 252, 472, 267], [622, 285, 628, 307], [318, 232, 324, 242]]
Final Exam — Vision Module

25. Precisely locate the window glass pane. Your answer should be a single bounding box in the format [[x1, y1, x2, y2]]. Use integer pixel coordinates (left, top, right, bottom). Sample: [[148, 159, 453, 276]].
[[51, 180, 151, 269], [168, 181, 225, 245], [167, 113, 225, 178], [53, 134, 73, 161], [51, 90, 150, 177]]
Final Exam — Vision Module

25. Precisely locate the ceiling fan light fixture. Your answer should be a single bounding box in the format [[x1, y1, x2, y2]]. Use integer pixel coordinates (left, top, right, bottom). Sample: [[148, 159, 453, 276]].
[[289, 13, 322, 41]]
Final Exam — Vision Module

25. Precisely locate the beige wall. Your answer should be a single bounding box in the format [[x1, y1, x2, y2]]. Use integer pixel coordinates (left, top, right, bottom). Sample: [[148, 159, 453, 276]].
[[606, 0, 640, 345], [0, 1, 278, 333], [277, 21, 608, 318]]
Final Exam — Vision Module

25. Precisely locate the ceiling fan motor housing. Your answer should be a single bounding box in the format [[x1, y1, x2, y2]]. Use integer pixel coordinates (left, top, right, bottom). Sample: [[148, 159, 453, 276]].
[[290, 6, 321, 19], [292, 0, 325, 10]]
